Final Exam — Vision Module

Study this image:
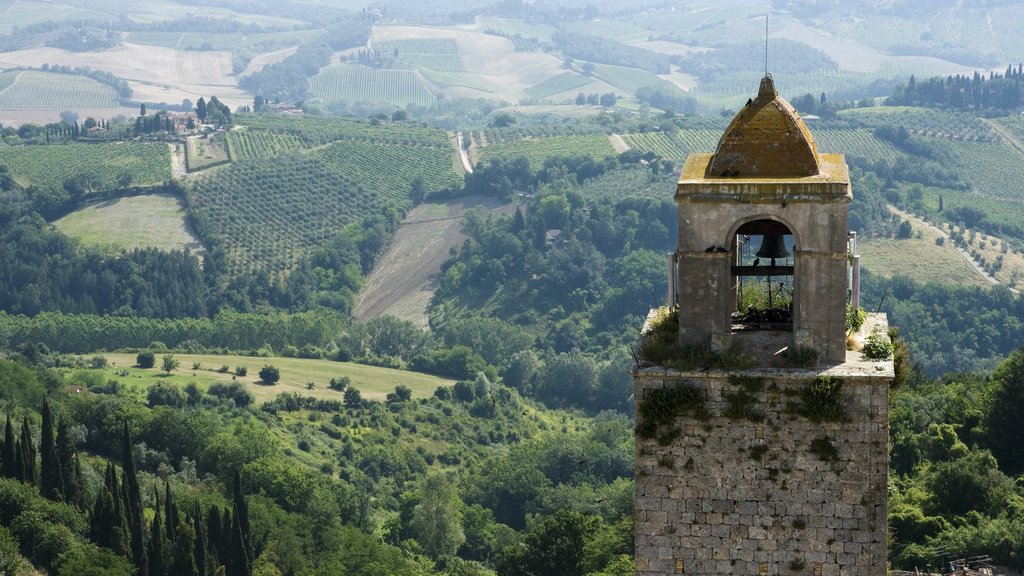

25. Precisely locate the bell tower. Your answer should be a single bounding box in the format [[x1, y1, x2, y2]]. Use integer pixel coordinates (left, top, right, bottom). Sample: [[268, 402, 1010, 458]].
[[634, 76, 892, 576], [674, 74, 850, 363]]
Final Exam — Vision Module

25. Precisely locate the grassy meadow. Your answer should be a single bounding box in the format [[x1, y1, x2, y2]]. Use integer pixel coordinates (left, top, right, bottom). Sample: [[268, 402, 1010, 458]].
[[92, 352, 454, 404], [54, 193, 200, 252]]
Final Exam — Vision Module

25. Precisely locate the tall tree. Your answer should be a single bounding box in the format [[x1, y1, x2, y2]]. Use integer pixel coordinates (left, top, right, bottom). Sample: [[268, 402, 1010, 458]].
[[196, 98, 207, 122], [410, 471, 466, 560], [193, 503, 210, 576], [39, 398, 63, 500], [123, 423, 148, 576], [2, 415, 15, 478], [149, 488, 166, 576], [18, 417, 36, 485], [56, 419, 81, 507]]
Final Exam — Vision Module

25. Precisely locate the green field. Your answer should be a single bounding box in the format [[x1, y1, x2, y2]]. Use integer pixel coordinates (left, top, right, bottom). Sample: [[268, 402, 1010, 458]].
[[397, 53, 466, 73], [185, 135, 230, 171], [125, 28, 323, 49], [54, 193, 200, 252], [0, 142, 171, 190], [524, 72, 593, 99], [674, 128, 723, 153], [0, 70, 118, 110], [477, 17, 556, 41], [0, 1, 106, 33], [477, 134, 617, 165], [310, 64, 436, 107], [563, 19, 651, 42], [93, 352, 454, 405], [591, 63, 665, 93]]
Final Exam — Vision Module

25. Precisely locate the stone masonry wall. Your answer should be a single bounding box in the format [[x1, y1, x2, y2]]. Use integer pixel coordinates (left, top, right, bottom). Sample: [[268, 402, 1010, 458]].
[[634, 367, 890, 576]]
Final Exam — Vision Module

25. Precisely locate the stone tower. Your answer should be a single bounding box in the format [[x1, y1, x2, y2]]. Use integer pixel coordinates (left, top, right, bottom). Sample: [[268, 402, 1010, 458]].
[[634, 76, 892, 576]]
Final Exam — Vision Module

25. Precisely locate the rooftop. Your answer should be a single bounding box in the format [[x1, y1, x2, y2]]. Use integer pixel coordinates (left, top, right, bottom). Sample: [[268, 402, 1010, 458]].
[[705, 74, 821, 179]]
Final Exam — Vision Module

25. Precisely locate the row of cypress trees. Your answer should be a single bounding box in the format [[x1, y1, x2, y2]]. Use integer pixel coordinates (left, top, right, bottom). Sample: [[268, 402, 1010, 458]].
[[3, 401, 253, 576]]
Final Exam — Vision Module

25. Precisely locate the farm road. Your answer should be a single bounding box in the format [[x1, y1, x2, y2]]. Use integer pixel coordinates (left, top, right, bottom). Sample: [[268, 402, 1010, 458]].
[[352, 195, 514, 328]]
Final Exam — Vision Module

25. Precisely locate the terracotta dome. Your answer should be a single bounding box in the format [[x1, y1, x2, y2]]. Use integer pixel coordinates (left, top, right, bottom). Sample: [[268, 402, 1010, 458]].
[[705, 75, 820, 178]]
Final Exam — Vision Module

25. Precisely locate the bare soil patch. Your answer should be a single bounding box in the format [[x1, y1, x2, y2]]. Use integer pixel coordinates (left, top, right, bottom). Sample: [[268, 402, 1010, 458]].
[[241, 46, 299, 77], [353, 195, 514, 327]]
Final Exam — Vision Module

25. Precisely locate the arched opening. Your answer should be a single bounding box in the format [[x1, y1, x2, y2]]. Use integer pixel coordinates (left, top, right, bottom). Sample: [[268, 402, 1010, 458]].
[[730, 219, 795, 332]]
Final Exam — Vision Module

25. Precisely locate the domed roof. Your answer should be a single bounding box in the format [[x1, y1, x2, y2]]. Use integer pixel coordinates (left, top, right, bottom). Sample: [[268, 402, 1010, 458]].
[[705, 75, 820, 178]]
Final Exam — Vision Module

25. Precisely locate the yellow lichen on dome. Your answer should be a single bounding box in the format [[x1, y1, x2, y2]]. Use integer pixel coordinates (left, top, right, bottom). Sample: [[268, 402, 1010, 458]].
[[705, 75, 820, 178]]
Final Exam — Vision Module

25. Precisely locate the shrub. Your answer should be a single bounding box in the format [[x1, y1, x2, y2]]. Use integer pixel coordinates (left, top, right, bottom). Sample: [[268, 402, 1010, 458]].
[[258, 365, 280, 385], [136, 352, 155, 368], [207, 381, 254, 407], [234, 366, 247, 377], [863, 330, 892, 359]]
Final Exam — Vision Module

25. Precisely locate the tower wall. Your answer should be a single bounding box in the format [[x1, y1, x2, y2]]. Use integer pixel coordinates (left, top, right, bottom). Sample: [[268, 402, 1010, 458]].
[[633, 344, 891, 576]]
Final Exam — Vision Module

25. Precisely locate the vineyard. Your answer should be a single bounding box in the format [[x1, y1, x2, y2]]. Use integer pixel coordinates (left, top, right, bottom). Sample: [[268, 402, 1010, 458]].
[[991, 114, 1024, 145], [813, 129, 905, 164], [236, 113, 453, 148], [371, 39, 466, 72], [0, 71, 118, 110], [225, 130, 302, 161], [481, 124, 608, 145], [838, 106, 998, 141], [932, 140, 1024, 203], [310, 64, 436, 107], [0, 71, 16, 94], [476, 134, 617, 165], [674, 129, 723, 153], [188, 154, 386, 275], [524, 72, 594, 99], [0, 142, 171, 190], [313, 140, 462, 203], [621, 132, 687, 160]]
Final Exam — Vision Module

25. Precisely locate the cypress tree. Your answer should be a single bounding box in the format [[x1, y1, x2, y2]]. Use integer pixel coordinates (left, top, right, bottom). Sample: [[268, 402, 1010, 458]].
[[149, 488, 165, 576], [229, 503, 250, 576], [2, 415, 16, 478], [13, 438, 25, 482], [206, 505, 222, 568], [221, 508, 232, 574], [164, 481, 178, 541], [56, 419, 80, 506], [193, 503, 209, 576], [39, 399, 63, 500], [168, 519, 199, 576], [232, 471, 251, 559], [19, 417, 36, 485], [123, 423, 148, 576]]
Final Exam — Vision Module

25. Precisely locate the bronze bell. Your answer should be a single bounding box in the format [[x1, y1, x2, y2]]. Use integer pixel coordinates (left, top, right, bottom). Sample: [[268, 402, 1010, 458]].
[[755, 234, 790, 261]]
